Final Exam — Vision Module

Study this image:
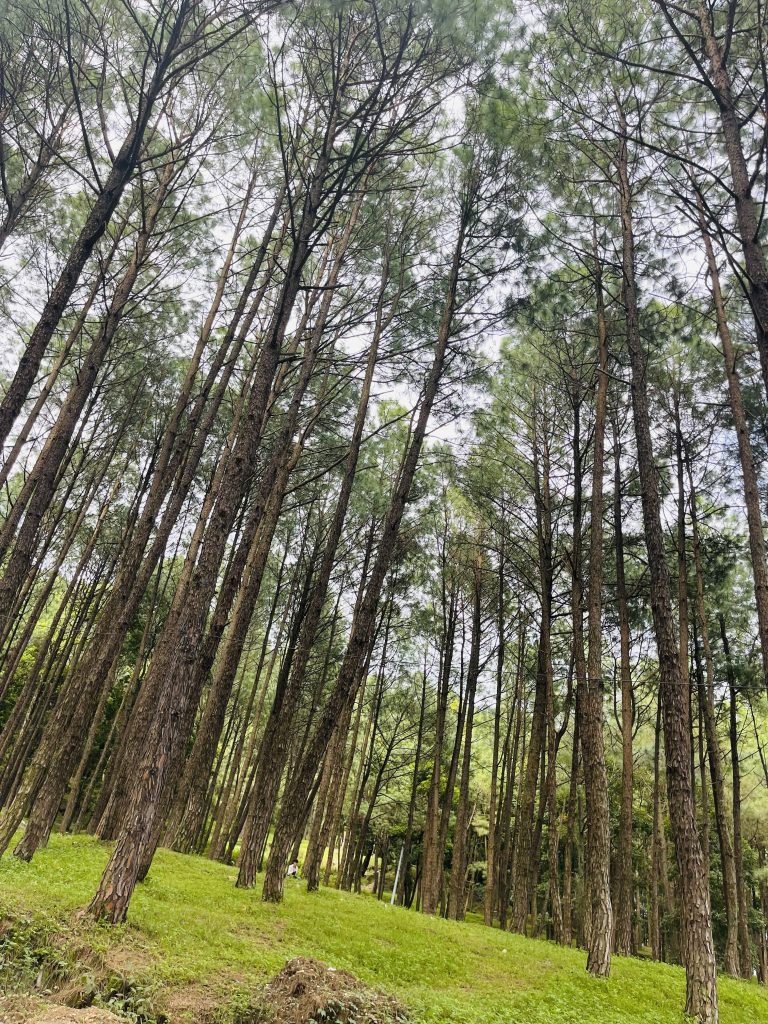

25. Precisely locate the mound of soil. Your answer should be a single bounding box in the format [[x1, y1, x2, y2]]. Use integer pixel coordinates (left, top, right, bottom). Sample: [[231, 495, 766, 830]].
[[260, 957, 407, 1024]]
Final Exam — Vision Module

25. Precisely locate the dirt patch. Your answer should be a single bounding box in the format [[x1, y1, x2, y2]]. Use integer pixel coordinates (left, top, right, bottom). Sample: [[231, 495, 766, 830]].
[[258, 957, 407, 1024], [158, 982, 224, 1023], [0, 995, 122, 1024], [101, 938, 154, 979]]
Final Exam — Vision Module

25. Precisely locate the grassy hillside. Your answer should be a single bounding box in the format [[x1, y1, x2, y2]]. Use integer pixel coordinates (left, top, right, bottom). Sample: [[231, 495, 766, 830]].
[[1, 833, 767, 1024]]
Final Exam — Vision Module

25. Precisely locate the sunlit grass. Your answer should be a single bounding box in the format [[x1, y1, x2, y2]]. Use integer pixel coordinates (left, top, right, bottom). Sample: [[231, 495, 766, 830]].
[[1, 832, 766, 1023]]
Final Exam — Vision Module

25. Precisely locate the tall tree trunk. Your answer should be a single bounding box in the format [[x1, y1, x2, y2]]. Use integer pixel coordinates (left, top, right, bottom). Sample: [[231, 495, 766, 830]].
[[421, 576, 458, 916], [511, 399, 550, 937], [689, 0, 768, 421], [613, 423, 634, 956], [685, 456, 740, 976], [617, 116, 718, 1023], [0, 1, 202, 446], [484, 531, 505, 927], [397, 665, 427, 905], [85, 134, 338, 921], [236, 223, 388, 885], [0, 160, 177, 626], [650, 700, 663, 962], [693, 187, 768, 694], [581, 233, 612, 975], [562, 716, 579, 947], [0, 183, 287, 859]]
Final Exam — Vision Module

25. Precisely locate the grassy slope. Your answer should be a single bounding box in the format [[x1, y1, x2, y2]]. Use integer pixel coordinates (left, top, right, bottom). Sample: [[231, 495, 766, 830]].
[[1, 834, 767, 1024]]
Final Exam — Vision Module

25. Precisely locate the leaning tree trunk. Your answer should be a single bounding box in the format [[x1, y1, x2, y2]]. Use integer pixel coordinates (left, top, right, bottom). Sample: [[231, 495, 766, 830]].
[[231, 188, 378, 881], [0, 164, 180, 647], [0, 195, 284, 860], [85, 141, 334, 922]]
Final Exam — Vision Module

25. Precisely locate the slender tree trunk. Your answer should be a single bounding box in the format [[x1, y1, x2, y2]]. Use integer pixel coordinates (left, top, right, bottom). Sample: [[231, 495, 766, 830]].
[[693, 188, 768, 694], [484, 533, 505, 926], [562, 717, 579, 947], [581, 235, 612, 975], [650, 700, 663, 962], [720, 615, 753, 978], [421, 577, 457, 915], [448, 558, 481, 921], [397, 665, 427, 905], [0, 2, 199, 446], [691, 0, 768, 422], [613, 424, 634, 956], [685, 457, 740, 975]]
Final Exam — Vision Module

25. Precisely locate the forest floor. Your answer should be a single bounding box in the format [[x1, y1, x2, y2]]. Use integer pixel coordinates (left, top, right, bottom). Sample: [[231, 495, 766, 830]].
[[1, 834, 767, 1024]]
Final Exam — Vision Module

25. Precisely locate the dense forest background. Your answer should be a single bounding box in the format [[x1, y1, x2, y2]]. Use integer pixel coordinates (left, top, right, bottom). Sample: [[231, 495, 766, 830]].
[[1, 2, 767, 1023]]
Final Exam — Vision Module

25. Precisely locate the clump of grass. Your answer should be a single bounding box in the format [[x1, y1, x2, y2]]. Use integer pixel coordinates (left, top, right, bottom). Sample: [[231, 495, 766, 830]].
[[85, 971, 163, 1023], [0, 917, 72, 995]]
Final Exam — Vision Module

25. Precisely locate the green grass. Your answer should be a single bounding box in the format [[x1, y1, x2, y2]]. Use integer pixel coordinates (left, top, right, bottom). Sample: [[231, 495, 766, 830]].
[[1, 832, 767, 1023]]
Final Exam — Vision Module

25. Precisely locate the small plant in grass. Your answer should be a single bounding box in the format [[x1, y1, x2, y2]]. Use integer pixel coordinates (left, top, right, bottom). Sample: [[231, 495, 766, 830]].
[[0, 918, 72, 994], [88, 971, 164, 1023]]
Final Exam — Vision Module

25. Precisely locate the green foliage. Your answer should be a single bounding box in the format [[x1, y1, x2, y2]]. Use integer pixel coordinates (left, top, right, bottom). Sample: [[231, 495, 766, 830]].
[[0, 918, 71, 995]]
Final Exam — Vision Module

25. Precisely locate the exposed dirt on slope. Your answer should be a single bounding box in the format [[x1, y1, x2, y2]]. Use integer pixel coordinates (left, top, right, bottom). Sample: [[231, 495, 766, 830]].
[[0, 995, 122, 1024]]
